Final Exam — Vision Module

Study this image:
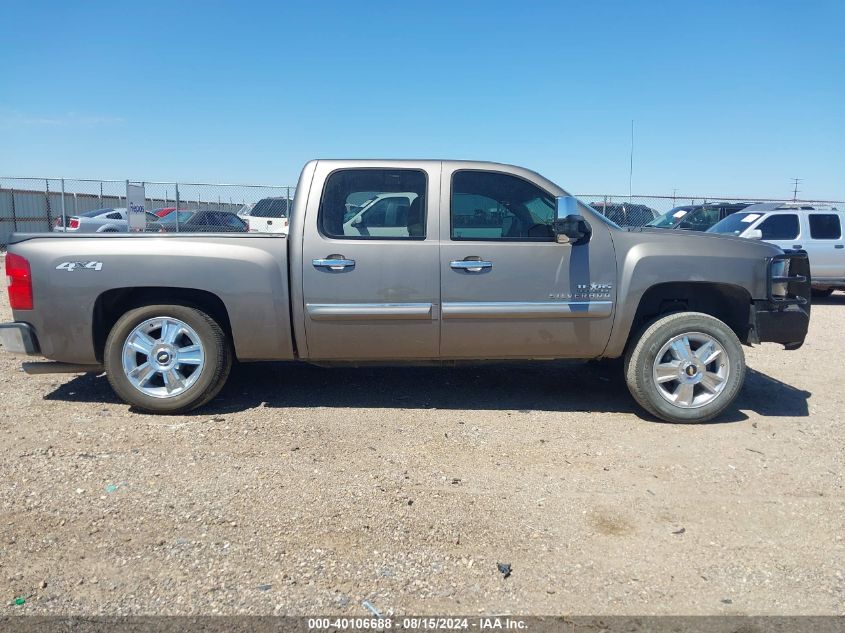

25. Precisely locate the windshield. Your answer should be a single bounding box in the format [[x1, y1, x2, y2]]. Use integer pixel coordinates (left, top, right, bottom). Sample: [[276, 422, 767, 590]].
[[707, 212, 761, 235], [647, 206, 694, 228], [251, 198, 289, 218]]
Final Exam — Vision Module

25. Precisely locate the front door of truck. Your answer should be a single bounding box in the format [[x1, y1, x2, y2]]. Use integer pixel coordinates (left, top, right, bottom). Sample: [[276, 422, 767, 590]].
[[301, 163, 440, 360], [438, 166, 617, 359]]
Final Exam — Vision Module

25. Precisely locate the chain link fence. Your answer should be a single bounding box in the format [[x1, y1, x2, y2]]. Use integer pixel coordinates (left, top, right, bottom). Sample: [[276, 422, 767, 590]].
[[0, 178, 295, 245], [1, 177, 842, 246]]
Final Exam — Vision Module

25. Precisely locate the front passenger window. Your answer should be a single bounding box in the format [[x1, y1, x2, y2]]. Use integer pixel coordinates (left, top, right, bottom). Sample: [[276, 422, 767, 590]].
[[451, 170, 556, 241], [758, 214, 799, 240]]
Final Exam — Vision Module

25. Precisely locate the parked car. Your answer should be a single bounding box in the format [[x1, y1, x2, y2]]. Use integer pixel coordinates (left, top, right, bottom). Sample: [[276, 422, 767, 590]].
[[648, 202, 755, 231], [708, 202, 843, 296], [2, 160, 810, 424], [247, 197, 291, 234], [146, 209, 247, 233], [52, 208, 158, 233], [588, 201, 659, 227], [54, 207, 116, 231]]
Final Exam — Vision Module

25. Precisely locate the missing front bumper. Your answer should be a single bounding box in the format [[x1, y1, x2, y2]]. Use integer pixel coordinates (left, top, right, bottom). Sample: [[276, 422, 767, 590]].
[[749, 251, 811, 349], [752, 304, 810, 349]]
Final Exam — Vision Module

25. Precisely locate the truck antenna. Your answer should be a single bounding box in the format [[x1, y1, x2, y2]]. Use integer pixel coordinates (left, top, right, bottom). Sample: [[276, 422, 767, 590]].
[[628, 120, 634, 201], [791, 178, 802, 201]]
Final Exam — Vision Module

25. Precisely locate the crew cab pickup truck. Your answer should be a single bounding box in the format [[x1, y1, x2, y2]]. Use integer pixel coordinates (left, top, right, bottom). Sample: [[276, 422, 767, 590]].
[[0, 160, 811, 423]]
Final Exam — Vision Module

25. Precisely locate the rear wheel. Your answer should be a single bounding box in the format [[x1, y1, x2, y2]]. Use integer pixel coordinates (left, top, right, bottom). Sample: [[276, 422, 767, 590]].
[[624, 312, 745, 423], [104, 304, 231, 413]]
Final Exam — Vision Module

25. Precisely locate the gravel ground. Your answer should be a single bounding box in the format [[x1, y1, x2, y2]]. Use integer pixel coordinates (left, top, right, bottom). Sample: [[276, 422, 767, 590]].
[[0, 257, 843, 616]]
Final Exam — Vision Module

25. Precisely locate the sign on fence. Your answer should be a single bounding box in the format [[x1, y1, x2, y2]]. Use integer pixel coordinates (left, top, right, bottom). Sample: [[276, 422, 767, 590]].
[[126, 182, 146, 231]]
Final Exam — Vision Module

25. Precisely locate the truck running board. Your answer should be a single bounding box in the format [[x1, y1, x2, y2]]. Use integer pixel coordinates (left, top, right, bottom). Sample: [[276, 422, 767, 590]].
[[22, 362, 104, 375]]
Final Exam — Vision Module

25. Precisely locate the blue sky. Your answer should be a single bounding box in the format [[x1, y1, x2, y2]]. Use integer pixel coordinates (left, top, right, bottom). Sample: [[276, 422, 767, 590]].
[[1, 1, 843, 198]]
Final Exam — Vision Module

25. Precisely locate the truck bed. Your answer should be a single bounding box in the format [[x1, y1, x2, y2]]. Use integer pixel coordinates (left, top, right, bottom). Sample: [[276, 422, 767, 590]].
[[7, 232, 295, 364]]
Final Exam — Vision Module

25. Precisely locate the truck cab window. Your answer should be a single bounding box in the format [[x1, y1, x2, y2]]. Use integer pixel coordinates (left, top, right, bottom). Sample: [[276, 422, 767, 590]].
[[319, 169, 426, 239], [758, 214, 799, 241], [451, 170, 555, 240]]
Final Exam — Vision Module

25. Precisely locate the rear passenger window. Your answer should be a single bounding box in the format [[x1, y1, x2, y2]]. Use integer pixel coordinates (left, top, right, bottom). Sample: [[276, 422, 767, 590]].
[[758, 214, 799, 240], [451, 170, 556, 240], [809, 214, 841, 239], [319, 169, 426, 239]]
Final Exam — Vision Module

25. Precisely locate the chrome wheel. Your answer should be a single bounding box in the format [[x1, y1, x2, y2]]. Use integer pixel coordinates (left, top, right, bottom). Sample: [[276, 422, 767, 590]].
[[652, 331, 729, 409], [121, 317, 205, 398]]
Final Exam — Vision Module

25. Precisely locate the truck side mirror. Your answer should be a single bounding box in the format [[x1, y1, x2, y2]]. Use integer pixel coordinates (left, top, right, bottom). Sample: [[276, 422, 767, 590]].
[[746, 229, 763, 240], [554, 196, 592, 245]]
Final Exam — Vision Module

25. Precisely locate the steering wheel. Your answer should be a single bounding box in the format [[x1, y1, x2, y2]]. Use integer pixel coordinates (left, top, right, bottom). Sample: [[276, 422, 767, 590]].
[[526, 223, 551, 237]]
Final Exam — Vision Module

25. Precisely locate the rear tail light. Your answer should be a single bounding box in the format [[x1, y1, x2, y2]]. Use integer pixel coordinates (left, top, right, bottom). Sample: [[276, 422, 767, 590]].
[[55, 217, 63, 227], [6, 253, 33, 310], [68, 218, 80, 230]]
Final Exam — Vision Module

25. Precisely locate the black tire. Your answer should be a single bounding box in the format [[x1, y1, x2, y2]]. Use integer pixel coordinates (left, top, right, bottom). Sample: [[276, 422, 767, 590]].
[[812, 288, 835, 298], [624, 312, 745, 423], [104, 304, 232, 414]]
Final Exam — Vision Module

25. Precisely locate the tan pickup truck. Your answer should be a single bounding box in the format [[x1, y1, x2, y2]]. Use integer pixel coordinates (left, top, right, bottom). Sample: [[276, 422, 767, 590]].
[[0, 160, 811, 423]]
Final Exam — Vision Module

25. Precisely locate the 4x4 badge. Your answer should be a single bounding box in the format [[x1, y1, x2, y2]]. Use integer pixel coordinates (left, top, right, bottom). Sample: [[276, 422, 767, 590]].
[[56, 261, 103, 272]]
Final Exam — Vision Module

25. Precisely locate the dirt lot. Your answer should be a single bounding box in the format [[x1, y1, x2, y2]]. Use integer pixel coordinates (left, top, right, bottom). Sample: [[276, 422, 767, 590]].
[[0, 256, 843, 616]]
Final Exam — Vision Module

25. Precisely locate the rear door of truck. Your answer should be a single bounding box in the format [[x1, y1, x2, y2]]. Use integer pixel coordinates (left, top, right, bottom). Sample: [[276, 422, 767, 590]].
[[300, 161, 441, 360], [804, 211, 845, 281]]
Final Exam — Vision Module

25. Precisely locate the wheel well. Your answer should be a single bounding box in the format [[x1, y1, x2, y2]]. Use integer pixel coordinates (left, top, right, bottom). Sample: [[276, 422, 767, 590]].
[[92, 287, 233, 362], [628, 282, 752, 347]]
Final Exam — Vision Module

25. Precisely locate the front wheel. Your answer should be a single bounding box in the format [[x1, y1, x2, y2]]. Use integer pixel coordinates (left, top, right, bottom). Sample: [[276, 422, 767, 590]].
[[624, 312, 745, 423], [104, 304, 232, 414], [811, 287, 834, 298]]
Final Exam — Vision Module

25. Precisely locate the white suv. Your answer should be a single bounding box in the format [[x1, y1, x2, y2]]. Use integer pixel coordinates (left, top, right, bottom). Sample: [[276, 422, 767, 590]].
[[247, 197, 291, 234], [708, 202, 844, 297]]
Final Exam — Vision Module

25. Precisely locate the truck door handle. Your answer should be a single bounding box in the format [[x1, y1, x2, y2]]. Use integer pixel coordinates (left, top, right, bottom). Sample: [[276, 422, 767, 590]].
[[835, 244, 844, 249], [793, 245, 802, 249], [450, 259, 492, 273], [313, 257, 355, 271]]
